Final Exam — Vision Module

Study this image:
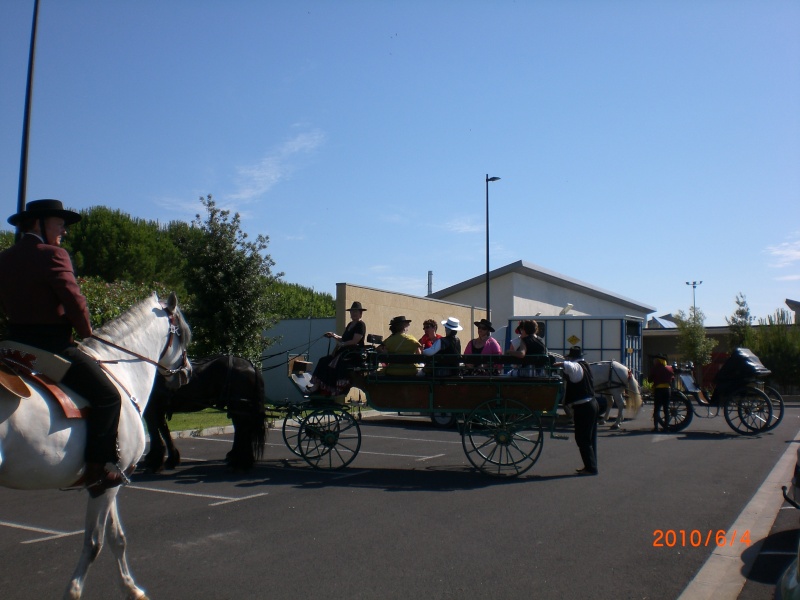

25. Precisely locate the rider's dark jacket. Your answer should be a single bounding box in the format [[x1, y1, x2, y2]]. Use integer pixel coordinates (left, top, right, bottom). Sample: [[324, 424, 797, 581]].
[[0, 234, 92, 352]]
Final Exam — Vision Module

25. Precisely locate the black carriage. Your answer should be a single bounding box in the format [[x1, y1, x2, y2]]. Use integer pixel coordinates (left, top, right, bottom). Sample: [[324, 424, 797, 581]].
[[656, 348, 784, 435]]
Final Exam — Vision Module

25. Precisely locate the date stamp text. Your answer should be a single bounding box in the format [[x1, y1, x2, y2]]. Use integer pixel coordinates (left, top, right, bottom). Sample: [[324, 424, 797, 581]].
[[653, 529, 752, 548]]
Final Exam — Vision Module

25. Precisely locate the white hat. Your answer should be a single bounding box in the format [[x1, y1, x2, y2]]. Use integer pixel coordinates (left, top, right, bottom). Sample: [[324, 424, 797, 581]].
[[441, 317, 463, 331]]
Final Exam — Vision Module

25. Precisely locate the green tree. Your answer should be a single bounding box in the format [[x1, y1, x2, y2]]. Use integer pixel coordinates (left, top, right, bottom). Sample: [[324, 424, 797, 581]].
[[270, 282, 335, 319], [65, 206, 186, 294], [0, 230, 13, 252], [725, 292, 755, 349], [674, 307, 718, 385], [176, 195, 282, 362], [79, 277, 171, 330], [751, 309, 800, 388]]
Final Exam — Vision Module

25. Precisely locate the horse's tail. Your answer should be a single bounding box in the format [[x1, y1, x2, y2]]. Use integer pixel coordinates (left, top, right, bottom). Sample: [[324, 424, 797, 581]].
[[252, 361, 267, 461], [624, 365, 643, 417]]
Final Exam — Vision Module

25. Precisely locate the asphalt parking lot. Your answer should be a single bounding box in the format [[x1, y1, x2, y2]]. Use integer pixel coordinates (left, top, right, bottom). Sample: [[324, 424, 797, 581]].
[[1, 406, 799, 600]]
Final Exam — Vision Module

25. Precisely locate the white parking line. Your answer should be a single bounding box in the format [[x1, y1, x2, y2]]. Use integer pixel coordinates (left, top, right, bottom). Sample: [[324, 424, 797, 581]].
[[126, 485, 268, 507], [360, 433, 462, 445], [0, 519, 82, 544], [357, 450, 445, 460]]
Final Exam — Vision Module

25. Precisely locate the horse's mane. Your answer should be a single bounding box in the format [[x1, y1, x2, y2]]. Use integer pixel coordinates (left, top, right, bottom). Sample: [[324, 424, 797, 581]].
[[89, 293, 191, 347]]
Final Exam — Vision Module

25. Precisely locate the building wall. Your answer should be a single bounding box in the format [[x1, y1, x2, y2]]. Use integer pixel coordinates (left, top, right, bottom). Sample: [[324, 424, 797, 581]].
[[336, 282, 487, 342], [510, 273, 650, 321], [261, 317, 336, 404], [428, 271, 651, 340]]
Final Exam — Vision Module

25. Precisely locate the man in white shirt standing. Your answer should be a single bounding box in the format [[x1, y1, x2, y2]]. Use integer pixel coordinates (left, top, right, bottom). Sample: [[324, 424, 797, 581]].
[[554, 346, 599, 475]]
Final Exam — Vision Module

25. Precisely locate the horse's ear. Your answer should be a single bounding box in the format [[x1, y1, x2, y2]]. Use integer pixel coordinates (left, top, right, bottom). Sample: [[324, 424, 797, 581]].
[[166, 292, 178, 314]]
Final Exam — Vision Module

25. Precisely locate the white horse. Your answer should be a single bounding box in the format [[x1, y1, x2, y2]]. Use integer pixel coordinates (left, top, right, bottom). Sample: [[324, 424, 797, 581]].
[[0, 292, 190, 599], [591, 360, 643, 429]]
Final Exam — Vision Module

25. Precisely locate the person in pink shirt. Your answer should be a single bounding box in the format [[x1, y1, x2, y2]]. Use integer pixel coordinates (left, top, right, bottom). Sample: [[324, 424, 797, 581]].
[[464, 318, 502, 374]]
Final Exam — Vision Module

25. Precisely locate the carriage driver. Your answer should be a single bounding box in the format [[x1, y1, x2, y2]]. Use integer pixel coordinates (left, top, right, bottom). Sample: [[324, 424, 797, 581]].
[[0, 199, 124, 495]]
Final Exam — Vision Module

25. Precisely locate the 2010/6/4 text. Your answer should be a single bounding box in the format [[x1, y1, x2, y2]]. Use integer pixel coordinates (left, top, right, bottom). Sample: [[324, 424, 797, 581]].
[[652, 529, 752, 548]]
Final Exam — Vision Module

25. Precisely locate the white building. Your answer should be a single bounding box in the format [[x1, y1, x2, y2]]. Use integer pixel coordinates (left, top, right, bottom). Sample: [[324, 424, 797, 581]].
[[427, 259, 655, 338]]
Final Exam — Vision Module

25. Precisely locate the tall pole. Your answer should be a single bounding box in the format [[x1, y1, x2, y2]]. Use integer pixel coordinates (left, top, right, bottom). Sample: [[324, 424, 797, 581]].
[[485, 175, 500, 320], [686, 280, 703, 314], [17, 0, 41, 239]]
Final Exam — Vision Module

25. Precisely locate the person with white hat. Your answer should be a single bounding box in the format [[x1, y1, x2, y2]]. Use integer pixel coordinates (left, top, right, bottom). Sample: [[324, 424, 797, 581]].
[[553, 346, 599, 475], [422, 317, 462, 356], [0, 199, 124, 494], [422, 317, 462, 376]]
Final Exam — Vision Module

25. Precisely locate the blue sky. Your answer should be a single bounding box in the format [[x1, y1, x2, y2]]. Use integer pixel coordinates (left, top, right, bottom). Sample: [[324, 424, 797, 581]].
[[2, 1, 798, 326]]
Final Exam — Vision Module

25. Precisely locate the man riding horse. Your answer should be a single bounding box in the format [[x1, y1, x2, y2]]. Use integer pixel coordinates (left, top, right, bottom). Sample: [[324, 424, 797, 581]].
[[0, 199, 123, 495]]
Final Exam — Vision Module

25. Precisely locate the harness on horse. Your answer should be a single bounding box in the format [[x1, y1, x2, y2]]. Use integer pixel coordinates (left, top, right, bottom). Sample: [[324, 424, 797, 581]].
[[592, 361, 629, 395], [91, 313, 190, 415]]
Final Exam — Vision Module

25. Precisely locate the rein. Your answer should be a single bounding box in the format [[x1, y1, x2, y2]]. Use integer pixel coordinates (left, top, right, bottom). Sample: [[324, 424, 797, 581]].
[[89, 314, 189, 414], [91, 317, 187, 377]]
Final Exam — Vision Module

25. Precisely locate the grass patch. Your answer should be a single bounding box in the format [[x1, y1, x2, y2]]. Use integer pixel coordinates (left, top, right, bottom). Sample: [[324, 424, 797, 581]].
[[164, 408, 232, 433]]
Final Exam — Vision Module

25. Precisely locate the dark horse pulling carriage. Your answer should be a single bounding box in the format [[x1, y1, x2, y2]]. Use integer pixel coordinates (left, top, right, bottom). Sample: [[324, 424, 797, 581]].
[[143, 354, 266, 472]]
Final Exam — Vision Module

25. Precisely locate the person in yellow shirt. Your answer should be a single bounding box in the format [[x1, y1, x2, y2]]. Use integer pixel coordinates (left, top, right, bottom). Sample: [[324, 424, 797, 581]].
[[380, 316, 421, 376]]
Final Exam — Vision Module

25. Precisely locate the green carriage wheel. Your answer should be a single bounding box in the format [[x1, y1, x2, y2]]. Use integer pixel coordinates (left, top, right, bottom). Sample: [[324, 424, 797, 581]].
[[462, 398, 544, 478], [281, 406, 306, 457], [724, 386, 773, 435], [298, 408, 362, 470]]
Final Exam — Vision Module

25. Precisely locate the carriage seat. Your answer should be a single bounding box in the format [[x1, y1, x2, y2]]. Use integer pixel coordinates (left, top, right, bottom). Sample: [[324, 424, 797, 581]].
[[372, 353, 424, 378]]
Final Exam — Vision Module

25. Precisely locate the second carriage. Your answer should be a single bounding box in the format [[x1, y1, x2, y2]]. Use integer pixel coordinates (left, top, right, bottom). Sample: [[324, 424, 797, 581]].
[[271, 349, 565, 477], [656, 348, 784, 435]]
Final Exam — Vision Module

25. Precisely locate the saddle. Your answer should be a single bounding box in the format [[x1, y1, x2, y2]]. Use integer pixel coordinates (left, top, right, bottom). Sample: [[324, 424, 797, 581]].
[[0, 341, 89, 419]]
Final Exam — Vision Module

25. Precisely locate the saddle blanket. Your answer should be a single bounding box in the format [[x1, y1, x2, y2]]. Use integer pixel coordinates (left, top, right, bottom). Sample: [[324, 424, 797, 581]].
[[0, 342, 89, 419]]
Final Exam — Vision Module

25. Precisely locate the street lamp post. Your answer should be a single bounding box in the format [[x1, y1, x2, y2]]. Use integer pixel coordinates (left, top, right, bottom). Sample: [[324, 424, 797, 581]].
[[686, 280, 703, 313], [17, 0, 41, 239], [485, 174, 500, 320]]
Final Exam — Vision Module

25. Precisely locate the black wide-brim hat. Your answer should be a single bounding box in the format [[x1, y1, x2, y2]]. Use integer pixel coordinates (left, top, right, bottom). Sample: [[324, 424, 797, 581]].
[[346, 301, 366, 312], [474, 318, 495, 332], [8, 199, 82, 226], [565, 346, 585, 360]]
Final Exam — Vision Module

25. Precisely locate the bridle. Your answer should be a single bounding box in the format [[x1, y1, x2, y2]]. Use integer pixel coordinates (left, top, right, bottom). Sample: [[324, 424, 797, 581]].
[[91, 314, 188, 377], [90, 311, 190, 413]]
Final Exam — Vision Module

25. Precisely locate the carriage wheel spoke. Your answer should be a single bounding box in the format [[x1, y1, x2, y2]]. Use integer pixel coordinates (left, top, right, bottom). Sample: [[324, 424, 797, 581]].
[[463, 400, 543, 477]]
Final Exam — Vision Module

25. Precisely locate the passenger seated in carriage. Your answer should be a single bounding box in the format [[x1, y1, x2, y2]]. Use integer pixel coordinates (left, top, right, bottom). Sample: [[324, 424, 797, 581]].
[[419, 319, 442, 350], [463, 318, 502, 375], [505, 319, 548, 376], [422, 317, 463, 376], [377, 315, 421, 377], [306, 301, 367, 395]]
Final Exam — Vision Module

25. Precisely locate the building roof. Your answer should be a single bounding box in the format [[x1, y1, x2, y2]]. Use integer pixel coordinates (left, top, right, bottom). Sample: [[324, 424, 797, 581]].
[[428, 259, 656, 314]]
